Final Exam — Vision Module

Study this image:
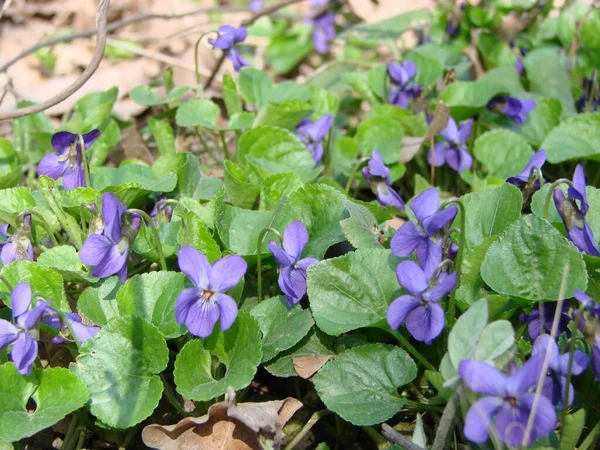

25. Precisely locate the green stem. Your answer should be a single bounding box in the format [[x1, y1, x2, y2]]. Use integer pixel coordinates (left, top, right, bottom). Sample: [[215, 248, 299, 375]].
[[78, 134, 92, 189], [256, 227, 283, 302], [74, 428, 87, 450], [160, 373, 188, 416], [53, 308, 82, 350], [362, 426, 388, 449], [193, 128, 222, 164], [322, 125, 334, 177], [219, 130, 231, 161], [17, 210, 59, 247], [580, 420, 600, 450], [62, 415, 79, 450], [344, 157, 370, 195], [0, 275, 13, 292], [441, 199, 466, 327], [388, 329, 436, 372], [124, 209, 167, 271], [543, 179, 573, 220], [283, 409, 331, 450], [403, 399, 444, 411], [194, 31, 218, 86]]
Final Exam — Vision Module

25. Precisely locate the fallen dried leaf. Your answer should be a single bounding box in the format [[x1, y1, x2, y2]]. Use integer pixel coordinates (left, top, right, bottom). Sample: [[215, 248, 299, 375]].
[[292, 355, 335, 379], [399, 136, 425, 163]]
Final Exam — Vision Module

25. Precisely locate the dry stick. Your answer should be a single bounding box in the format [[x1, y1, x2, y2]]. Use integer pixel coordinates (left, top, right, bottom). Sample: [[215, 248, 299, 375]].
[[0, 0, 111, 121], [0, 5, 248, 74], [0, 0, 14, 20], [521, 264, 570, 447], [431, 386, 463, 450], [203, 0, 307, 90], [381, 424, 425, 450]]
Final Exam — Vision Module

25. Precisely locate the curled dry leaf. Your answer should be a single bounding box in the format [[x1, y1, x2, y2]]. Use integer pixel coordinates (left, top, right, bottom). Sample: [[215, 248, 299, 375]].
[[399, 136, 425, 163], [142, 387, 302, 450], [292, 354, 335, 379]]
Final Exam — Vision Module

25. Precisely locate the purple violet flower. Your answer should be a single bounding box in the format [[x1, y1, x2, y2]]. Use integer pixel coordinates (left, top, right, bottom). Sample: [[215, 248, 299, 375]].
[[296, 115, 333, 164], [249, 0, 263, 11], [387, 61, 421, 109], [37, 130, 99, 190], [459, 358, 556, 447], [42, 308, 100, 344], [519, 303, 571, 340], [362, 151, 405, 210], [0, 215, 34, 266], [487, 95, 536, 124], [427, 117, 473, 173], [310, 10, 336, 54], [553, 165, 600, 256], [150, 195, 173, 225], [573, 290, 600, 381], [507, 149, 546, 191], [387, 258, 457, 343], [532, 334, 589, 408], [576, 76, 599, 113], [209, 25, 249, 72], [0, 283, 50, 375], [268, 221, 319, 307], [175, 246, 247, 338], [79, 192, 141, 283], [390, 188, 457, 264]]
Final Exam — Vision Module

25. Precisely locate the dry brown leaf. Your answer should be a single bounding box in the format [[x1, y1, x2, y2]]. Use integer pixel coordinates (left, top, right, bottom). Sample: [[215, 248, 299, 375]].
[[142, 388, 302, 450], [293, 355, 335, 379], [120, 125, 154, 164], [399, 136, 425, 163]]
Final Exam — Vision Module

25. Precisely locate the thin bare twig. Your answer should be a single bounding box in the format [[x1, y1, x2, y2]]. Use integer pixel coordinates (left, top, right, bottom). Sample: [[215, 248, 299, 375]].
[[431, 387, 462, 450], [0, 6, 247, 74], [203, 0, 307, 90], [0, 0, 14, 20], [381, 424, 425, 450], [0, 0, 111, 121]]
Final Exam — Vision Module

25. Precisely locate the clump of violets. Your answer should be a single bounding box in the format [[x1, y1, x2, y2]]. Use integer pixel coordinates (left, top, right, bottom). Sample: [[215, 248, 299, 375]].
[[532, 334, 589, 408], [38, 130, 99, 190], [519, 302, 571, 340], [268, 221, 319, 307], [309, 1, 337, 54], [0, 283, 49, 375], [175, 246, 247, 337], [387, 250, 457, 343], [390, 188, 457, 268], [574, 290, 600, 381], [427, 117, 473, 174], [487, 95, 536, 124], [387, 61, 421, 109], [296, 115, 334, 165], [362, 151, 405, 210], [553, 165, 600, 256], [209, 25, 249, 72], [0, 215, 34, 265], [79, 192, 141, 283], [459, 358, 556, 447]]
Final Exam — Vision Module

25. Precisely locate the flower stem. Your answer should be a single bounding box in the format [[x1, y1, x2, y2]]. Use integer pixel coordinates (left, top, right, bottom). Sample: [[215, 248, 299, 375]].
[[219, 130, 231, 161], [440, 199, 466, 327], [388, 328, 436, 372], [17, 210, 59, 247], [256, 226, 283, 302], [124, 209, 167, 271], [0, 275, 14, 292], [160, 373, 188, 416], [283, 409, 331, 450], [543, 178, 573, 220], [78, 134, 92, 189], [322, 125, 334, 177], [53, 308, 82, 350], [344, 157, 370, 195], [193, 127, 222, 164], [194, 31, 218, 86], [579, 419, 600, 450]]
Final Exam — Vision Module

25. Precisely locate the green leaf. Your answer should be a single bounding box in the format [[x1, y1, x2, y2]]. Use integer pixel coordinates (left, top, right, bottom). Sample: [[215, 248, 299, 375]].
[[228, 112, 255, 130], [174, 312, 262, 401], [0, 138, 22, 189], [0, 365, 89, 443], [215, 201, 274, 257], [312, 344, 417, 426], [559, 409, 585, 450], [473, 130, 534, 179], [250, 296, 314, 363], [541, 113, 600, 163], [557, 3, 589, 46], [0, 261, 67, 310], [311, 87, 340, 117], [272, 184, 347, 259], [70, 316, 169, 429], [530, 183, 565, 225], [36, 245, 97, 283], [130, 85, 163, 106], [149, 118, 175, 155], [307, 249, 399, 335], [266, 29, 313, 74], [581, 9, 600, 51], [153, 153, 221, 200], [340, 201, 383, 250], [134, 219, 181, 260], [223, 160, 260, 209], [455, 237, 498, 306], [0, 187, 35, 217], [456, 183, 523, 249], [78, 277, 121, 326], [259, 173, 304, 211], [177, 212, 221, 262], [116, 271, 187, 339], [92, 164, 177, 200], [448, 298, 489, 369], [256, 100, 312, 130], [474, 320, 515, 361], [74, 87, 118, 128], [355, 118, 404, 164], [341, 8, 430, 41], [342, 72, 379, 105], [480, 215, 588, 301], [517, 98, 562, 147], [223, 75, 242, 117], [523, 48, 575, 118], [238, 67, 274, 109], [12, 103, 53, 164], [404, 49, 445, 86], [271, 81, 312, 103], [87, 119, 120, 167], [265, 329, 335, 378], [175, 99, 220, 129]]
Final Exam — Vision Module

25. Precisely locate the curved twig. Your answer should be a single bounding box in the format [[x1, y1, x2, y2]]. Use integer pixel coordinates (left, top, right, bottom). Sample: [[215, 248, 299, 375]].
[[0, 0, 111, 121], [381, 424, 425, 450]]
